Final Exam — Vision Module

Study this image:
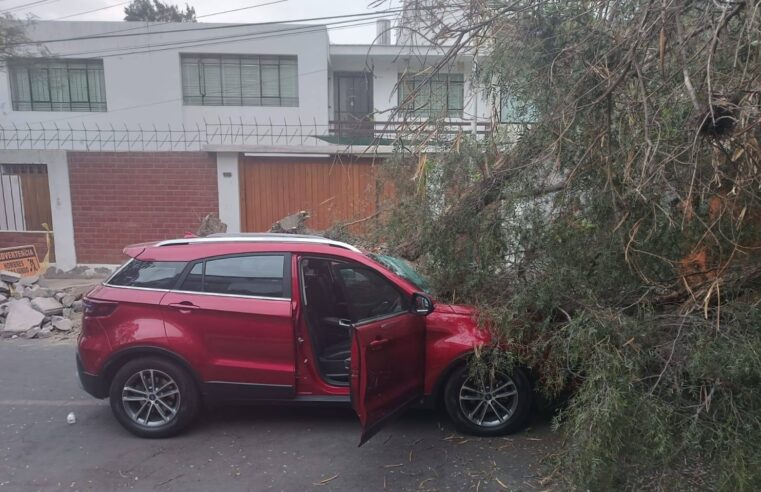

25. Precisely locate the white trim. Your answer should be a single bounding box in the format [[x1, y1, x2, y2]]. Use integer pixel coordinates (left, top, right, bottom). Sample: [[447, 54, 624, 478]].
[[103, 283, 291, 303], [168, 289, 290, 302], [155, 235, 361, 253], [243, 153, 331, 158]]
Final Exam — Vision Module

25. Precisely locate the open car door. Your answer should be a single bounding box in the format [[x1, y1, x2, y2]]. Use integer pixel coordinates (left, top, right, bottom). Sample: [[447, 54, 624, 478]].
[[332, 261, 433, 445], [350, 311, 426, 445]]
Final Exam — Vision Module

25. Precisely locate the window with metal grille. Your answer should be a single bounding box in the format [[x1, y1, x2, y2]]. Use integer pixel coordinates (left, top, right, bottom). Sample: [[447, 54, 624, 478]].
[[8, 59, 107, 112], [398, 73, 464, 118], [0, 165, 53, 232], [181, 54, 298, 107]]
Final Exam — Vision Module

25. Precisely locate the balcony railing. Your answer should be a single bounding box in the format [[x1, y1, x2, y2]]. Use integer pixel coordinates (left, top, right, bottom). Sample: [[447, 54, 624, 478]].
[[326, 119, 492, 145]]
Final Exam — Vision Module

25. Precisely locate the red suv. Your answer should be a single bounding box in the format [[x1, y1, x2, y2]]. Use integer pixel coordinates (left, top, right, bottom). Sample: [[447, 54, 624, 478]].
[[77, 234, 532, 443]]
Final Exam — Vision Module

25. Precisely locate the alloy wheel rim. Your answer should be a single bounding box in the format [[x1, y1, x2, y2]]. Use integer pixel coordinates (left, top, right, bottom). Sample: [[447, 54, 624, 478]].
[[122, 369, 181, 428], [458, 371, 519, 428]]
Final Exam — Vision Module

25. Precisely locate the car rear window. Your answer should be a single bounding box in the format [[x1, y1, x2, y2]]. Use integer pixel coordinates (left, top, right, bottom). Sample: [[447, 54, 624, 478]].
[[179, 255, 288, 298], [108, 260, 187, 289]]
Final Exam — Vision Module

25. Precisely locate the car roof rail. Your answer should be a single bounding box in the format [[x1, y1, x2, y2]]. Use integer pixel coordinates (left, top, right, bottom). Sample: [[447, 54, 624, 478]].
[[154, 233, 361, 253]]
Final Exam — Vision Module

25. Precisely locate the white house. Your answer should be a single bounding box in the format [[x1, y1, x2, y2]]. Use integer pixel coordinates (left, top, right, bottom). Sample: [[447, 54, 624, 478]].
[[0, 16, 493, 270]]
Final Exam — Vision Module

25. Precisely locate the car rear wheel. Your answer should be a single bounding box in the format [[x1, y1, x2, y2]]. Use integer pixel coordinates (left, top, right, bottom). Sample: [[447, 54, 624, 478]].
[[443, 364, 532, 436], [109, 357, 199, 438]]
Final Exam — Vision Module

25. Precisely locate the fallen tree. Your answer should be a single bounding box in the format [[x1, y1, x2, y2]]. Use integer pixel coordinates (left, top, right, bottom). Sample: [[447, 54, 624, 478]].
[[372, 0, 761, 489]]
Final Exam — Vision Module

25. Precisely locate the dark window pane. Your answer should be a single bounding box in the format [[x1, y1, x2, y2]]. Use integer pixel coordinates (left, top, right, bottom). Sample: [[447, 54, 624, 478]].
[[336, 266, 407, 322], [180, 262, 204, 292], [204, 255, 285, 297], [109, 260, 187, 289], [398, 73, 464, 118]]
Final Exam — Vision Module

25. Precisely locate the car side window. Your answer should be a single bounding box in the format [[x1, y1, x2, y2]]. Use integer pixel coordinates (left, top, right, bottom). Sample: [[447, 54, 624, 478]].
[[180, 262, 203, 292], [178, 255, 288, 298], [335, 265, 408, 322], [109, 260, 187, 289]]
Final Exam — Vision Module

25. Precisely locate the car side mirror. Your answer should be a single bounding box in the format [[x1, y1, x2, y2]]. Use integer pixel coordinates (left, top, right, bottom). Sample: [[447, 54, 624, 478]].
[[412, 293, 434, 316]]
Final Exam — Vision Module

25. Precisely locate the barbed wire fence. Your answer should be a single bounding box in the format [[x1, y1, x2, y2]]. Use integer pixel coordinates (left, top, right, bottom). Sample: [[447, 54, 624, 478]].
[[0, 117, 504, 152]]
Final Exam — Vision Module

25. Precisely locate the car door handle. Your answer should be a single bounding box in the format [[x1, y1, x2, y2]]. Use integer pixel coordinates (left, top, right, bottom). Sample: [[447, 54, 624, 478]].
[[168, 302, 200, 312], [368, 338, 389, 351]]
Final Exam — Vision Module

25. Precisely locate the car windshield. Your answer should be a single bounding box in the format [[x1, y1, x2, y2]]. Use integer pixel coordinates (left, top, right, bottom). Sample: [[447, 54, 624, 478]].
[[369, 254, 431, 293]]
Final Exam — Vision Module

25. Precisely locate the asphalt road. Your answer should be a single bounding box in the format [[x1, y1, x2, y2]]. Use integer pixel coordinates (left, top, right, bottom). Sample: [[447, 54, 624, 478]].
[[0, 339, 558, 491]]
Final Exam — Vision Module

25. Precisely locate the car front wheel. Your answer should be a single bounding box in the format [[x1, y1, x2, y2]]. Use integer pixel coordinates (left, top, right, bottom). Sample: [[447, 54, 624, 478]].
[[443, 364, 532, 436], [109, 357, 200, 438]]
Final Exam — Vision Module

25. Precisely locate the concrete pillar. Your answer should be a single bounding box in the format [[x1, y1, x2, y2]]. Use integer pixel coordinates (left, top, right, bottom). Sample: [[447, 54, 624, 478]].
[[216, 152, 241, 233], [47, 151, 77, 270]]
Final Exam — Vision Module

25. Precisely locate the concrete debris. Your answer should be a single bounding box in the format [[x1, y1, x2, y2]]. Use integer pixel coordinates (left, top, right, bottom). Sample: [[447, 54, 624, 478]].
[[0, 276, 97, 341], [197, 212, 228, 236], [44, 265, 116, 280], [31, 297, 65, 316], [271, 210, 310, 234], [37, 325, 53, 339], [52, 317, 73, 332], [18, 275, 39, 287], [66, 412, 76, 424], [23, 287, 55, 299], [0, 270, 22, 284], [3, 299, 45, 335], [20, 326, 41, 339]]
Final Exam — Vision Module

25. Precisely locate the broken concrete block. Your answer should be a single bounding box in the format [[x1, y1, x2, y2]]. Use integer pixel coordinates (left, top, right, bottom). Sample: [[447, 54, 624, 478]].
[[20, 326, 40, 339], [30, 297, 64, 316], [24, 287, 54, 299], [0, 270, 21, 284], [0, 294, 6, 303], [54, 292, 66, 301], [72, 300, 84, 313], [62, 295, 77, 307], [37, 325, 53, 338], [17, 275, 39, 287], [52, 317, 73, 332], [2, 299, 44, 334], [62, 308, 73, 318]]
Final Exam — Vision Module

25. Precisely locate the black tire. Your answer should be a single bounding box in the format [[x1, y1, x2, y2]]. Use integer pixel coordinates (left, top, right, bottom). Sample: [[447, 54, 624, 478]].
[[443, 364, 532, 437], [109, 357, 200, 438]]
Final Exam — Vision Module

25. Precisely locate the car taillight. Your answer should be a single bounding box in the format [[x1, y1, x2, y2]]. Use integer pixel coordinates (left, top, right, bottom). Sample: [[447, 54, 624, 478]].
[[83, 299, 118, 317]]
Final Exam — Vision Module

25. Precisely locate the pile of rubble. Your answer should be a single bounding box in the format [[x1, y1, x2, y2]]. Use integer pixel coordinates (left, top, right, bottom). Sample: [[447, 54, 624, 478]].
[[0, 271, 90, 340]]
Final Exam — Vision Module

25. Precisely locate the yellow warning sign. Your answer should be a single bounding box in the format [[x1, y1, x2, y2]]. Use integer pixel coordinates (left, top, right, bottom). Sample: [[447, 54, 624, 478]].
[[0, 245, 41, 277]]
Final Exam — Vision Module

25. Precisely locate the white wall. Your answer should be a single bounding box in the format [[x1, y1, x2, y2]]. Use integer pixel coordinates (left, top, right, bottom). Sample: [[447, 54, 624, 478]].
[[0, 21, 331, 130]]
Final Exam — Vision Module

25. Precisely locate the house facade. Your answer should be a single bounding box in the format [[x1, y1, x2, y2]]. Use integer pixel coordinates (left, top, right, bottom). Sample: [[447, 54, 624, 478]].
[[0, 18, 492, 270]]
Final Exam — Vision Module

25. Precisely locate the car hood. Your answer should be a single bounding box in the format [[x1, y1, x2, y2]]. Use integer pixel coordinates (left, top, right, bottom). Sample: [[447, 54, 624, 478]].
[[426, 302, 491, 344], [435, 303, 477, 316]]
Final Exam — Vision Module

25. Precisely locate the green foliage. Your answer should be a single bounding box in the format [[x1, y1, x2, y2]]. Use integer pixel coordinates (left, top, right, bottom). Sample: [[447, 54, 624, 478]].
[[124, 0, 196, 22], [376, 0, 761, 489]]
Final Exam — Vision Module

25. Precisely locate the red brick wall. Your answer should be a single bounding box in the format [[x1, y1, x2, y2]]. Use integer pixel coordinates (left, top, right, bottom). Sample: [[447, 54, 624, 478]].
[[68, 152, 218, 264], [0, 231, 54, 263]]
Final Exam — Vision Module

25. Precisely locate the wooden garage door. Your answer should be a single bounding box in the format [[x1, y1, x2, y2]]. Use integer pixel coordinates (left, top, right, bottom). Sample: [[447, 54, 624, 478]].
[[240, 156, 385, 232]]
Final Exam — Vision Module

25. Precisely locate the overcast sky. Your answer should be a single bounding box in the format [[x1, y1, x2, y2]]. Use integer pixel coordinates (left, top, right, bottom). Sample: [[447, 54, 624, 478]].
[[5, 0, 404, 44]]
